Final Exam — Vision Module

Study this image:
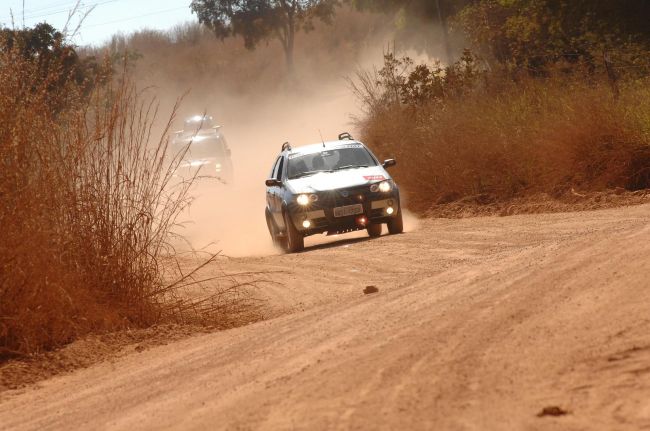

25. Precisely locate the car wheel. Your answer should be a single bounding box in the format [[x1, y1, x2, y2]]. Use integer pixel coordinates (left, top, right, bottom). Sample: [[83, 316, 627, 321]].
[[266, 210, 285, 248], [367, 222, 382, 238], [283, 211, 304, 253], [387, 209, 404, 234]]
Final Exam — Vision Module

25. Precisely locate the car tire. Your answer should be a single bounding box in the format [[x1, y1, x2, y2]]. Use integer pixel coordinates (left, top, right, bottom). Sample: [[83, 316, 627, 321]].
[[387, 209, 404, 234], [283, 211, 304, 253], [367, 222, 382, 238], [266, 209, 285, 248]]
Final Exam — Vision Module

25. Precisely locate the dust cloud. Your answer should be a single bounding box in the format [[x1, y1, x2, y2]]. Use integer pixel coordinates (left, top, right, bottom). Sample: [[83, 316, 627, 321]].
[[170, 80, 366, 256], [169, 78, 420, 257], [145, 26, 435, 257]]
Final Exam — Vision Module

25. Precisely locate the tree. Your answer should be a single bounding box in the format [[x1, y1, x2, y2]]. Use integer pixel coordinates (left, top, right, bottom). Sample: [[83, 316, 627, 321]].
[[190, 0, 337, 71], [0, 23, 107, 116], [0, 23, 99, 92], [454, 0, 650, 75]]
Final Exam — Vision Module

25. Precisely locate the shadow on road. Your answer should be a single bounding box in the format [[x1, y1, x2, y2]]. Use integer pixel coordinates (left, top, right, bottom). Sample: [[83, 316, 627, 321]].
[[301, 234, 375, 253]]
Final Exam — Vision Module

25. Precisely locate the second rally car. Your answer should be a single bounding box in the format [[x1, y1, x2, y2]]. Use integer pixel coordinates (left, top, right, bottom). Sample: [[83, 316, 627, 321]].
[[265, 133, 402, 252], [170, 115, 234, 184]]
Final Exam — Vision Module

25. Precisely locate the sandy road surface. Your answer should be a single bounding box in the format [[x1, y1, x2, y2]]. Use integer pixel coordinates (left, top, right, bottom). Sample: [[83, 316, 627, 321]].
[[2, 205, 650, 430]]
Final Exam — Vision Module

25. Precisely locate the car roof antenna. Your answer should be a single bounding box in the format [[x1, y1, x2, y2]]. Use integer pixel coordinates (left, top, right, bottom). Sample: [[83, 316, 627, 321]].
[[319, 129, 325, 148]]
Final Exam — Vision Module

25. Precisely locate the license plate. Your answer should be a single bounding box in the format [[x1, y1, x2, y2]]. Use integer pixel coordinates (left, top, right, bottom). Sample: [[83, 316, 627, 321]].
[[333, 204, 363, 218]]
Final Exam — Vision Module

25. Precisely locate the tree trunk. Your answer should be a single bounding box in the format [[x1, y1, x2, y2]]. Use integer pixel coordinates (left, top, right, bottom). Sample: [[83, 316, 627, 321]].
[[435, 0, 453, 64], [284, 38, 294, 72], [603, 51, 619, 99], [285, 17, 295, 73]]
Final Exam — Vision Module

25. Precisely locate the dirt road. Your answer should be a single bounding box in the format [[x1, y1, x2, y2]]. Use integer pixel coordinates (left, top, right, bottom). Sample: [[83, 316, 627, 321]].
[[2, 205, 650, 430]]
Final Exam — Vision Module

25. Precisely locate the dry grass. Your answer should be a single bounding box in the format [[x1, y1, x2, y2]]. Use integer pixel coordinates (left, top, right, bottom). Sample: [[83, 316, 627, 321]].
[[355, 68, 650, 213], [0, 48, 258, 359]]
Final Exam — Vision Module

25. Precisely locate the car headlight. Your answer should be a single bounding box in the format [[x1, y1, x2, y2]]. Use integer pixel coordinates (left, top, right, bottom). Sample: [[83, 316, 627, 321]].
[[370, 181, 392, 193], [215, 163, 222, 172], [296, 194, 318, 206]]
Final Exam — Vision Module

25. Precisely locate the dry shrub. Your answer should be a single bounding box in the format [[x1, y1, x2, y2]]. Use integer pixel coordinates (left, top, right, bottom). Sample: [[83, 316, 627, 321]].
[[0, 48, 255, 358], [355, 58, 650, 212]]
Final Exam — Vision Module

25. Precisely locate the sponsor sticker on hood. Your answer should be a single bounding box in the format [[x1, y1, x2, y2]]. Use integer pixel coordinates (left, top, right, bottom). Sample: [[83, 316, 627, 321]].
[[364, 175, 386, 181]]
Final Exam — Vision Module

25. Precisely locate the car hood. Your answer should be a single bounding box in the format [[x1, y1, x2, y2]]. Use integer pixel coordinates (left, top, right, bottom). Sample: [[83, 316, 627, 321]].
[[286, 166, 391, 193]]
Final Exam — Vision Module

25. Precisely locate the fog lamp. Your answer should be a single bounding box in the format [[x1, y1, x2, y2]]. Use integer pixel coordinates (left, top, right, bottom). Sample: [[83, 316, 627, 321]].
[[302, 220, 312, 229], [386, 206, 394, 215]]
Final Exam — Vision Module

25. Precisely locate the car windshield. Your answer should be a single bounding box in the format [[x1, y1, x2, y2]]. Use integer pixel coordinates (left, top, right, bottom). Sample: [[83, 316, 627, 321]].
[[184, 116, 215, 132], [174, 135, 229, 160], [287, 147, 377, 179]]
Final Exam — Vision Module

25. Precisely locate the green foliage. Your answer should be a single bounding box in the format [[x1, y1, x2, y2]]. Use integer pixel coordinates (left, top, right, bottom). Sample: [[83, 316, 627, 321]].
[[0, 23, 102, 99], [352, 1, 650, 71], [190, 0, 337, 69], [364, 49, 485, 107], [454, 0, 650, 76]]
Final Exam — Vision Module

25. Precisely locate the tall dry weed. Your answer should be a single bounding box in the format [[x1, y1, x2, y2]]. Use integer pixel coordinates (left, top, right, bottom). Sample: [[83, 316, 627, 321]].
[[0, 48, 254, 358]]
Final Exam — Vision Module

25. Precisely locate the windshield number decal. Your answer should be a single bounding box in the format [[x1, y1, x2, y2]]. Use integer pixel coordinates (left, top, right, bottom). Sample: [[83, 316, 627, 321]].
[[335, 143, 363, 149], [364, 175, 385, 181]]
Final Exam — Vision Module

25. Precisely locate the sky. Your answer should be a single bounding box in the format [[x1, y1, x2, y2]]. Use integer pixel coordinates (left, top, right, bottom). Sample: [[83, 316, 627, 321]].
[[1, 0, 196, 46]]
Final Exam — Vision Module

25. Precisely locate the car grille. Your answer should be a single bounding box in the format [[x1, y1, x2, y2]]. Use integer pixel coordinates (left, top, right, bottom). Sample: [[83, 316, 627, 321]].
[[320, 185, 369, 207]]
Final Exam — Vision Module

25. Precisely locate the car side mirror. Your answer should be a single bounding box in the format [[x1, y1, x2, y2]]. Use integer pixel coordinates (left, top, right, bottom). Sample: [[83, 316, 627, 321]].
[[382, 159, 396, 168], [265, 178, 282, 187]]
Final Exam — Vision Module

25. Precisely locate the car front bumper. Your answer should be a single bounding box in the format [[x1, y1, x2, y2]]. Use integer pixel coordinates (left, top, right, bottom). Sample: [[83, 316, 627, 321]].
[[287, 189, 400, 236]]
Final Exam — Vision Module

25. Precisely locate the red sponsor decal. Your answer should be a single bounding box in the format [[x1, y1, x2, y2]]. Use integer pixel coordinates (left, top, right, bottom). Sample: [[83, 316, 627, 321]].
[[364, 175, 385, 181]]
